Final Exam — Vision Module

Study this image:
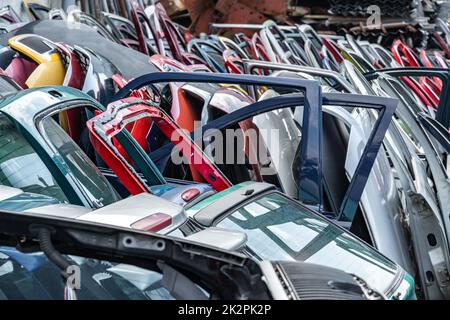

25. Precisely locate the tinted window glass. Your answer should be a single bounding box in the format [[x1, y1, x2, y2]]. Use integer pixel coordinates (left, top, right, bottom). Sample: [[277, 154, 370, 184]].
[[18, 36, 52, 54], [0, 248, 174, 300], [0, 114, 68, 202], [40, 116, 121, 207], [0, 76, 20, 97]]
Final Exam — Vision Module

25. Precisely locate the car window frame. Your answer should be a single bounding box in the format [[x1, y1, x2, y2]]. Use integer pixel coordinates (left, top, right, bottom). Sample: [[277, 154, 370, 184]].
[[34, 100, 121, 208]]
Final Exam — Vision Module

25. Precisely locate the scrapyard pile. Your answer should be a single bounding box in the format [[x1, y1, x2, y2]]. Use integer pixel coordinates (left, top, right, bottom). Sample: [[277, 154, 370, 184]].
[[0, 0, 448, 301]]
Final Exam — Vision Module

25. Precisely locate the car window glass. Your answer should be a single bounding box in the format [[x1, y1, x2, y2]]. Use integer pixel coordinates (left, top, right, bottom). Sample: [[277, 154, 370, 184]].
[[0, 248, 178, 300], [0, 113, 68, 202], [39, 115, 121, 207], [0, 76, 20, 96], [216, 192, 398, 295]]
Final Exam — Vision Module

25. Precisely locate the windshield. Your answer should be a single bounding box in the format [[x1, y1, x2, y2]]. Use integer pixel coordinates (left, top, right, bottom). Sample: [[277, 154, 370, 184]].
[[0, 113, 68, 202], [0, 247, 177, 300], [216, 192, 400, 295], [39, 115, 121, 207]]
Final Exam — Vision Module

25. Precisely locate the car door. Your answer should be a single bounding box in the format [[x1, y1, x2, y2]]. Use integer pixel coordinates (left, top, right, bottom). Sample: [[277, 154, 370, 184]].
[[86, 98, 225, 203], [111, 72, 324, 206]]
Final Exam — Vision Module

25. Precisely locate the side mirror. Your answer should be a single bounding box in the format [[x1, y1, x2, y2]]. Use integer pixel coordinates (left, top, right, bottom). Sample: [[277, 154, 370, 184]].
[[185, 228, 248, 251]]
